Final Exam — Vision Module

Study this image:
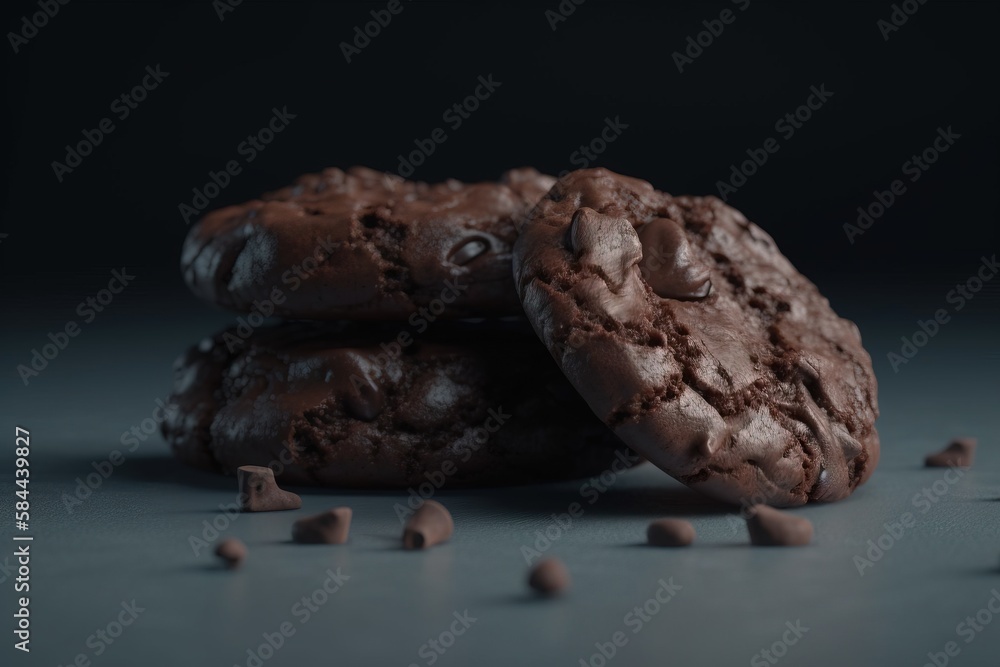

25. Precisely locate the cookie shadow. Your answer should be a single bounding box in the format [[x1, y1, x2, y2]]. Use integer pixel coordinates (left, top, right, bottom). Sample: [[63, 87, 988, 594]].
[[72, 452, 735, 518], [460, 483, 735, 517], [493, 592, 566, 605]]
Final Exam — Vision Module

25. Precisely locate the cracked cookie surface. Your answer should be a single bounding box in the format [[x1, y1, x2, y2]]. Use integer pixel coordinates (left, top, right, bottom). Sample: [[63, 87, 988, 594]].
[[161, 320, 633, 487], [182, 167, 554, 320], [512, 169, 879, 506]]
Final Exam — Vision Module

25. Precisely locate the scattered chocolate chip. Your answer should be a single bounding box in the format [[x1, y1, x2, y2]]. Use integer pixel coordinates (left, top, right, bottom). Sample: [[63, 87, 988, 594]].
[[925, 438, 976, 468], [292, 508, 353, 544], [746, 505, 813, 546], [528, 558, 570, 596], [237, 465, 302, 512], [647, 518, 696, 547], [403, 500, 453, 549], [215, 538, 247, 569]]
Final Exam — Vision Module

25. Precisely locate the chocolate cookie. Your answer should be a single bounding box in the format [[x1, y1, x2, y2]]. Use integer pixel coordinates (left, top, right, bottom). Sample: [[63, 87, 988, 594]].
[[512, 169, 879, 506], [182, 167, 554, 320], [161, 320, 633, 487]]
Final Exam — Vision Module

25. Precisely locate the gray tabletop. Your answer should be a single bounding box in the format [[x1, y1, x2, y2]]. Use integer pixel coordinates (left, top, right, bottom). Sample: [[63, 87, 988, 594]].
[[1, 305, 998, 667]]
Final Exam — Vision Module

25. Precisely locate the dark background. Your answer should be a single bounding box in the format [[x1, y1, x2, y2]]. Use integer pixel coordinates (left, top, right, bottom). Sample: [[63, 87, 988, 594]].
[[1, 0, 997, 340]]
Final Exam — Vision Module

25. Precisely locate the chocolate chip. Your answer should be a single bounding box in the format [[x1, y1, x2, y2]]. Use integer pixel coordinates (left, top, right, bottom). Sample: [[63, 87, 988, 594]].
[[292, 508, 353, 544], [568, 208, 643, 290], [215, 538, 247, 569], [647, 518, 696, 547], [344, 374, 384, 421], [237, 465, 302, 512], [746, 505, 813, 546], [925, 438, 976, 468], [528, 558, 570, 596], [836, 426, 863, 459], [637, 218, 712, 300], [449, 237, 489, 266], [403, 500, 453, 550]]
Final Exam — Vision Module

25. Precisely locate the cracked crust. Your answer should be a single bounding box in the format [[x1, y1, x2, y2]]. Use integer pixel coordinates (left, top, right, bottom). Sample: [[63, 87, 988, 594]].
[[160, 320, 634, 487], [512, 169, 879, 506], [182, 167, 555, 320]]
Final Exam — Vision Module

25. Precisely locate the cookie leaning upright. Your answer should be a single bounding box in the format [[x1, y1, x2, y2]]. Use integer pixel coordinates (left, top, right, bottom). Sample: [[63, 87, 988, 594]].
[[512, 168, 879, 507], [182, 167, 555, 320]]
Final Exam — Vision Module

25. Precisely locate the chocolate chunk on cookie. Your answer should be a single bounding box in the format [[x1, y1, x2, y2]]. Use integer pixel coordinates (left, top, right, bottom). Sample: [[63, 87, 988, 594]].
[[512, 168, 879, 506], [161, 320, 632, 487], [182, 167, 554, 320]]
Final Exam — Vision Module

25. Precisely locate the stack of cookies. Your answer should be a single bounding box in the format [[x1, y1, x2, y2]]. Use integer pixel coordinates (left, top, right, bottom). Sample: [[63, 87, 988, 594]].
[[163, 167, 880, 505], [163, 167, 632, 488]]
